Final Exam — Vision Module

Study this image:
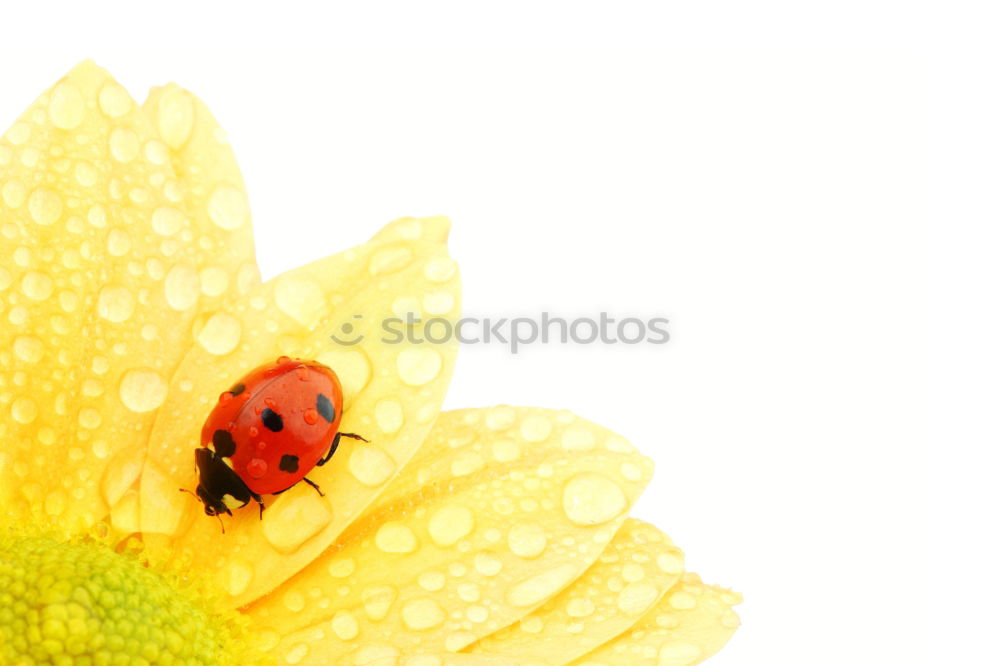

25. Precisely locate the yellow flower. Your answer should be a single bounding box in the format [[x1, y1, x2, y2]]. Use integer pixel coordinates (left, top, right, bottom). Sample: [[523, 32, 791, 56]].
[[0, 61, 740, 665]]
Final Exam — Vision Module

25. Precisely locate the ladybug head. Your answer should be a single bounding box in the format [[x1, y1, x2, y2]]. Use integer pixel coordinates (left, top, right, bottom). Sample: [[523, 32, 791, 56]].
[[187, 446, 253, 518]]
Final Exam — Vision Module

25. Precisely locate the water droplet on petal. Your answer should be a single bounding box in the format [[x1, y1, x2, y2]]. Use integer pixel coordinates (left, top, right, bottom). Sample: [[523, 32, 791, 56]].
[[375, 522, 418, 554], [157, 87, 194, 148], [200, 266, 230, 296], [520, 415, 553, 442], [315, 349, 370, 398], [274, 274, 325, 328], [428, 505, 474, 546], [109, 128, 140, 162], [262, 491, 333, 553], [222, 560, 255, 597], [369, 244, 413, 275], [331, 609, 360, 640], [97, 285, 135, 322], [152, 206, 185, 236], [401, 598, 445, 630], [423, 257, 457, 283], [208, 184, 249, 230], [668, 591, 697, 610], [396, 348, 442, 386], [562, 473, 627, 526], [348, 446, 396, 487], [507, 563, 578, 608], [561, 427, 596, 451], [48, 82, 86, 130], [507, 523, 548, 558], [20, 272, 53, 301], [106, 228, 132, 257], [362, 585, 397, 620], [284, 642, 309, 665], [197, 312, 242, 355], [118, 368, 167, 413], [164, 264, 200, 311], [657, 552, 685, 575], [658, 642, 703, 665], [99, 82, 133, 118], [10, 397, 38, 424], [617, 582, 659, 616], [13, 336, 44, 363], [374, 398, 404, 434]]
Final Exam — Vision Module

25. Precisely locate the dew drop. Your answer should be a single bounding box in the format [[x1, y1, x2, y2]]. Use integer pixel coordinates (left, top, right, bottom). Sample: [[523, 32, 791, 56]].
[[197, 312, 242, 355], [109, 128, 140, 162], [74, 161, 98, 187], [152, 206, 185, 236], [315, 349, 370, 398], [362, 585, 397, 621], [45, 491, 67, 517], [375, 522, 418, 554], [657, 552, 685, 575], [262, 491, 333, 553], [283, 590, 306, 612], [567, 598, 596, 617], [2, 180, 26, 208], [331, 609, 360, 640], [507, 523, 548, 559], [13, 336, 44, 363], [428, 505, 474, 547], [27, 188, 62, 226], [473, 552, 503, 577], [422, 291, 455, 315], [328, 558, 356, 579], [507, 564, 578, 608], [156, 87, 194, 148], [10, 397, 38, 424], [617, 582, 659, 616], [48, 82, 86, 130], [401, 598, 445, 631], [99, 82, 133, 118], [200, 266, 230, 296], [418, 570, 446, 592], [423, 257, 457, 283], [20, 272, 53, 301], [208, 184, 249, 230], [348, 446, 396, 487], [284, 642, 309, 665], [223, 560, 255, 597], [106, 228, 132, 257], [78, 407, 102, 429], [561, 427, 596, 451], [97, 285, 135, 322], [668, 591, 697, 610], [274, 274, 325, 327], [118, 368, 168, 413], [562, 473, 627, 526], [396, 348, 442, 387], [368, 244, 413, 276], [658, 642, 702, 666], [374, 398, 404, 434], [519, 415, 553, 442], [164, 263, 200, 311]]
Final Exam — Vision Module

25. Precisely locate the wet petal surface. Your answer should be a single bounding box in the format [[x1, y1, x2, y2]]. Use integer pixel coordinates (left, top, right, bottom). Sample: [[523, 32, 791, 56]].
[[142, 216, 459, 607], [245, 406, 653, 663], [570, 574, 741, 666], [469, 519, 685, 663], [0, 62, 256, 529]]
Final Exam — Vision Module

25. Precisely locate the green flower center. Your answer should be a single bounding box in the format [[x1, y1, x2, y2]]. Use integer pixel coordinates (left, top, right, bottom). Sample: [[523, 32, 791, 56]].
[[0, 533, 244, 665]]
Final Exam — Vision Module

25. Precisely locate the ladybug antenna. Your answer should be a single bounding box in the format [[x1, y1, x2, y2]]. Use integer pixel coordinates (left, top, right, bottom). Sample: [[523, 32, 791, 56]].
[[216, 513, 226, 534]]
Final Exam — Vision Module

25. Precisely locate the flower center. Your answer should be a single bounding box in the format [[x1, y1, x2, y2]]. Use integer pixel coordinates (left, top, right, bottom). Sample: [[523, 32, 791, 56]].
[[0, 533, 242, 665]]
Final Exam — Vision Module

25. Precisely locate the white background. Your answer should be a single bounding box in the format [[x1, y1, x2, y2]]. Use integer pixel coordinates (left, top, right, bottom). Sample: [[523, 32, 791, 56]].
[[3, 2, 991, 664]]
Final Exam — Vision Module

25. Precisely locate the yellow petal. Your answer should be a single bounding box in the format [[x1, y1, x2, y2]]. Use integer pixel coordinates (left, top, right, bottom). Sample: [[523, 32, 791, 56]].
[[140, 216, 460, 607], [469, 519, 685, 663], [0, 62, 256, 529], [245, 406, 653, 663], [571, 573, 741, 666]]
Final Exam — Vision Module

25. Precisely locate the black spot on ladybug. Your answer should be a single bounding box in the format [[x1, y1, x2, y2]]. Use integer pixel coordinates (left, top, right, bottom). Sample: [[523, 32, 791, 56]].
[[316, 393, 335, 423], [261, 408, 284, 432], [212, 429, 236, 458], [230, 382, 246, 396], [279, 454, 299, 474]]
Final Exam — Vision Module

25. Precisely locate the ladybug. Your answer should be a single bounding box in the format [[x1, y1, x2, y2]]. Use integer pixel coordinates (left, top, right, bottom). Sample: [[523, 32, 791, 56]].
[[183, 355, 368, 528]]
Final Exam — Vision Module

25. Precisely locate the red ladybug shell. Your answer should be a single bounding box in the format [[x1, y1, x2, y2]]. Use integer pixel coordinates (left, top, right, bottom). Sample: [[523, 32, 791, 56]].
[[200, 356, 344, 495]]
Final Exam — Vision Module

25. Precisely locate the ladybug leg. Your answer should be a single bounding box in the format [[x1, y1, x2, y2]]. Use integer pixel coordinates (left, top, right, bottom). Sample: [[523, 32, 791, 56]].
[[251, 491, 265, 519], [316, 433, 341, 467], [301, 476, 325, 497], [341, 432, 370, 443]]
